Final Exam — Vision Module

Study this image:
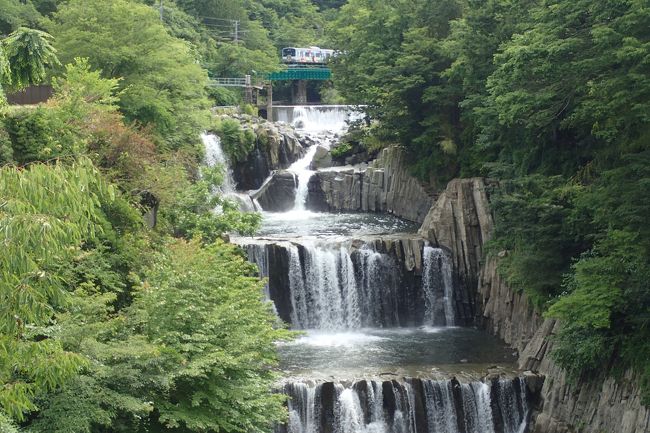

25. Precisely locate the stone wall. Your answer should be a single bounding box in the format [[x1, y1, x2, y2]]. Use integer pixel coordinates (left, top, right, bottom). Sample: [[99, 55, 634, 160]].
[[419, 177, 650, 433], [309, 146, 434, 223]]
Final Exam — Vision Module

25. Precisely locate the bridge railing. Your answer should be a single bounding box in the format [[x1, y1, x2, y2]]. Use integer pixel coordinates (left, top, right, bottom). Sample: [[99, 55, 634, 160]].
[[209, 77, 248, 87]]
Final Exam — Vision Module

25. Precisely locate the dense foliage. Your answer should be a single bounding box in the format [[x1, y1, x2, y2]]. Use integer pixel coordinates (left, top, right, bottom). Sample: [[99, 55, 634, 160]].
[[329, 0, 650, 400], [0, 1, 302, 430]]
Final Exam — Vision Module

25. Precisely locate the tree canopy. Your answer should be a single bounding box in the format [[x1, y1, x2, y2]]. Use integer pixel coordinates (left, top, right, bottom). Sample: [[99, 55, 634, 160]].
[[329, 0, 650, 400]]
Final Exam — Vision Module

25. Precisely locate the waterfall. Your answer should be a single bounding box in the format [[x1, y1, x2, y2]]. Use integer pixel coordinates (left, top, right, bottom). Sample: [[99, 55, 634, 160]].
[[496, 378, 529, 433], [280, 378, 530, 433], [238, 241, 459, 329], [201, 132, 258, 212], [285, 382, 318, 433], [202, 132, 236, 193], [422, 247, 455, 326], [283, 242, 403, 330], [461, 382, 495, 433], [244, 243, 270, 299], [423, 380, 458, 433], [273, 105, 363, 134], [287, 144, 319, 211]]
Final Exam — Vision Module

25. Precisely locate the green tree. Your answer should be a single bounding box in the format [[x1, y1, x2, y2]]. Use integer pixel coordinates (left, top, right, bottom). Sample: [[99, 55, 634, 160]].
[[0, 159, 114, 422], [48, 0, 211, 151], [328, 0, 463, 183], [0, 0, 42, 35], [132, 239, 291, 432], [0, 27, 60, 109]]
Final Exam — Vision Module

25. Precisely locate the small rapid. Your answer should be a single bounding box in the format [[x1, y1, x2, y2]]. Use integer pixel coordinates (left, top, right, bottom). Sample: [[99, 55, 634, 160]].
[[277, 105, 362, 212], [287, 145, 319, 212]]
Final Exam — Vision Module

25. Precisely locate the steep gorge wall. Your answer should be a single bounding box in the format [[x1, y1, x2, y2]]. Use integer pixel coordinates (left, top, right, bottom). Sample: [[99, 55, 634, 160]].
[[418, 178, 649, 433], [309, 146, 434, 223]]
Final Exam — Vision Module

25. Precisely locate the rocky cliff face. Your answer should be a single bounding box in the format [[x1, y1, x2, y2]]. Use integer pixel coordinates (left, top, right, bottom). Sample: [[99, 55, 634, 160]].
[[418, 178, 650, 433], [216, 114, 307, 190], [309, 146, 434, 223], [520, 320, 649, 433]]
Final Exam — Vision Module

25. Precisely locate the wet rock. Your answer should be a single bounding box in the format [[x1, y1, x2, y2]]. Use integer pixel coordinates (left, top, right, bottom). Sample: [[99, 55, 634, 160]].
[[318, 382, 337, 433], [213, 114, 306, 190], [252, 170, 296, 212], [523, 371, 545, 396]]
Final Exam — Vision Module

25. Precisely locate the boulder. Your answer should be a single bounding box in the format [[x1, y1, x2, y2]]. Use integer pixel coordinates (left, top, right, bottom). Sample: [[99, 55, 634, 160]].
[[311, 145, 332, 169], [251, 170, 296, 212], [213, 114, 306, 190]]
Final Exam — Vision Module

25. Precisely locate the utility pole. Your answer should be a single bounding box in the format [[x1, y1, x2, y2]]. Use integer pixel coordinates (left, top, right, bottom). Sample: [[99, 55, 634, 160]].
[[233, 20, 239, 43], [159, 0, 163, 21]]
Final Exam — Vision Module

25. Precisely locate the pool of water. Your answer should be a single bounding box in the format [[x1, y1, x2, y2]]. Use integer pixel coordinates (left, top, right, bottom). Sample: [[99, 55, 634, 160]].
[[257, 211, 420, 238], [278, 327, 517, 380]]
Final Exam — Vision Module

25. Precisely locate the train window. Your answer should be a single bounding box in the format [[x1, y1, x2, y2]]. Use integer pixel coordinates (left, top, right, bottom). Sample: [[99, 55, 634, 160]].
[[282, 48, 296, 57]]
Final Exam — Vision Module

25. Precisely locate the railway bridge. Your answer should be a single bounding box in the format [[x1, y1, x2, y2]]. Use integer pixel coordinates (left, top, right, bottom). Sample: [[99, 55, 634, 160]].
[[209, 65, 332, 113]]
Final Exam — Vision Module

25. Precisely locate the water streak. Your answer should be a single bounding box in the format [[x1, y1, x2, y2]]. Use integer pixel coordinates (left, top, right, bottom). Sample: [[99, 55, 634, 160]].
[[286, 242, 401, 330], [288, 144, 319, 211], [201, 132, 258, 212], [422, 247, 455, 326]]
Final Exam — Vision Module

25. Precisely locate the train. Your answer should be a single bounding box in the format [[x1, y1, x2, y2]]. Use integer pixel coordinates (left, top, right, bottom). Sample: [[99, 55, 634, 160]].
[[281, 47, 336, 65]]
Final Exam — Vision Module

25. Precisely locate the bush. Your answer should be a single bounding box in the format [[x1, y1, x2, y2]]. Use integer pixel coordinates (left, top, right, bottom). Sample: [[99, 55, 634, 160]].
[[330, 142, 353, 158], [207, 86, 240, 106], [211, 117, 256, 163], [3, 106, 82, 164]]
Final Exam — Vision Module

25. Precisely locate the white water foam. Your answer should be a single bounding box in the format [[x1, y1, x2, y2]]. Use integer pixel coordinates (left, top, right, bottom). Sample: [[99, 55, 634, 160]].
[[201, 132, 257, 212], [288, 331, 387, 348], [287, 144, 319, 212]]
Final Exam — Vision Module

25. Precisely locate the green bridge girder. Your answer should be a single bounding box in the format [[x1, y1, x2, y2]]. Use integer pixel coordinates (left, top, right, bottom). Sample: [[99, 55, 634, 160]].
[[267, 67, 331, 81]]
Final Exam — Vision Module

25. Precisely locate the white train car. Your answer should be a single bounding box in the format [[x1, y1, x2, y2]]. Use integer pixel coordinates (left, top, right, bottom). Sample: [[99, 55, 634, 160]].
[[281, 47, 336, 65]]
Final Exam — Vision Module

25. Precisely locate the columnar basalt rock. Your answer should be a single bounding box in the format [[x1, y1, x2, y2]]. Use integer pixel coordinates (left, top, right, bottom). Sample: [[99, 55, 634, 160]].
[[251, 170, 296, 211], [310, 146, 434, 223], [418, 177, 650, 433]]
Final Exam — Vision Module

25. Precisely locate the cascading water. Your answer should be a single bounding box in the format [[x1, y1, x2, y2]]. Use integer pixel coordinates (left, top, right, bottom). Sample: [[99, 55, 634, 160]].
[[280, 378, 529, 433], [239, 240, 458, 329], [287, 145, 319, 212], [201, 133, 258, 212], [244, 243, 270, 299], [422, 247, 455, 326], [202, 132, 236, 192], [273, 105, 364, 134], [234, 104, 533, 433], [273, 105, 363, 212], [285, 242, 403, 330]]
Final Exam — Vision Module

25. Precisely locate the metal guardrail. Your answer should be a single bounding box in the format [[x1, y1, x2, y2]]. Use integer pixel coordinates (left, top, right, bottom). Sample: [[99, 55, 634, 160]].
[[209, 77, 248, 87]]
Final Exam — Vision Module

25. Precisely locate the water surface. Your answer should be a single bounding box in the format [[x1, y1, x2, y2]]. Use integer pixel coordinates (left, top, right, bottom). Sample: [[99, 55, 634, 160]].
[[257, 211, 420, 239], [278, 327, 517, 380]]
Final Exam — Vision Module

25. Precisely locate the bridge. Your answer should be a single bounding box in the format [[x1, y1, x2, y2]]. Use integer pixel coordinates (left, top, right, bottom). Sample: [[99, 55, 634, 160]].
[[209, 66, 333, 111], [209, 66, 332, 87], [267, 66, 331, 81]]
